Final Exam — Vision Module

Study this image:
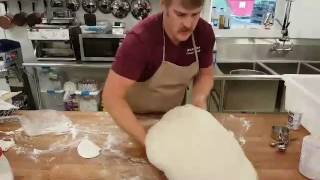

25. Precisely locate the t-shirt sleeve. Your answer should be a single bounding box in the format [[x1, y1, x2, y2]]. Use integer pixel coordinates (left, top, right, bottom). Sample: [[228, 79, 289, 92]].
[[198, 23, 215, 68], [112, 33, 148, 81]]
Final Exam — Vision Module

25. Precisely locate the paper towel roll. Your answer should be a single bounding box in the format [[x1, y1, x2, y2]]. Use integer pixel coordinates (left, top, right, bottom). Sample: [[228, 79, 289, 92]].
[[299, 135, 320, 179]]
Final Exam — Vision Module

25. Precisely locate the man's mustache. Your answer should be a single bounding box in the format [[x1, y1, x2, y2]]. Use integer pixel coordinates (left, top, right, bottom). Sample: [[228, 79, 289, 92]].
[[179, 27, 192, 33]]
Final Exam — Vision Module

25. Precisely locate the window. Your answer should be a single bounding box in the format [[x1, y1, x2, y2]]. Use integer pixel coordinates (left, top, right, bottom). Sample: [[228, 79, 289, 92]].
[[212, 0, 277, 29]]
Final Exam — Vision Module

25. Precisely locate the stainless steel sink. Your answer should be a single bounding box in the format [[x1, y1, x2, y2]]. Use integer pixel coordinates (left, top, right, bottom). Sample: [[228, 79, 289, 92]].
[[212, 62, 279, 113], [306, 63, 320, 71], [210, 60, 320, 113], [216, 62, 273, 75], [262, 62, 320, 74]]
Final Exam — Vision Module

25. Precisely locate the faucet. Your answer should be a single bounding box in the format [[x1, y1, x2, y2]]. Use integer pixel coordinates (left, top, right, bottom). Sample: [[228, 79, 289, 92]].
[[263, 11, 274, 29], [271, 0, 295, 52], [263, 6, 275, 29]]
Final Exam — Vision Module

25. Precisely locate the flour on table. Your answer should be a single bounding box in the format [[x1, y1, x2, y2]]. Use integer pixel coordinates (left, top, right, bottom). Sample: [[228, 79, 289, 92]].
[[145, 104, 257, 180]]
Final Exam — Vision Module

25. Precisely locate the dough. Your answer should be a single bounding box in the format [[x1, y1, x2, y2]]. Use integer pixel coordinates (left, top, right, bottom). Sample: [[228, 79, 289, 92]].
[[77, 138, 101, 159], [145, 104, 257, 180], [0, 139, 15, 151]]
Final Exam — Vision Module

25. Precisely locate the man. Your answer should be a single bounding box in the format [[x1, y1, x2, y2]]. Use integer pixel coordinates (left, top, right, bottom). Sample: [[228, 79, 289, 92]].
[[102, 0, 215, 146]]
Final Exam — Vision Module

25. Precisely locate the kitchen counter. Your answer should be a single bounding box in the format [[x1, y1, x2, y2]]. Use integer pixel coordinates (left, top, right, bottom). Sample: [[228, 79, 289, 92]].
[[0, 111, 309, 180], [22, 60, 284, 80], [23, 61, 113, 69]]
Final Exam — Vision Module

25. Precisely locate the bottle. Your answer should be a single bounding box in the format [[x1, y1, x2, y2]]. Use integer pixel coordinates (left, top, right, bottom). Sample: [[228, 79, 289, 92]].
[[219, 8, 225, 29], [224, 7, 231, 29], [211, 6, 219, 28]]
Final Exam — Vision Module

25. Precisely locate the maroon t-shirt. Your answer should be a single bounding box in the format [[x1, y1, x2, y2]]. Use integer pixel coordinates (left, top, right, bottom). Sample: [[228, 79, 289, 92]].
[[112, 13, 215, 82]]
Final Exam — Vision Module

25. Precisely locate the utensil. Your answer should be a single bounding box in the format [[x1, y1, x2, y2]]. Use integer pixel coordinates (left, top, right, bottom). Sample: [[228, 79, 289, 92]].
[[271, 125, 290, 141], [13, 1, 27, 26], [269, 141, 281, 147], [270, 125, 291, 152], [27, 2, 42, 27], [0, 2, 13, 29]]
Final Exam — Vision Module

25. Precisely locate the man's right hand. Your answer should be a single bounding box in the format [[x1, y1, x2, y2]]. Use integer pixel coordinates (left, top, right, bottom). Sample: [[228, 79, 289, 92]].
[[102, 70, 147, 147]]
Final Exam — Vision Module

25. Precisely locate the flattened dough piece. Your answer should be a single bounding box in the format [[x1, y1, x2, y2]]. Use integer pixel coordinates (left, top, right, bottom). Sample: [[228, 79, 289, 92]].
[[77, 138, 101, 159], [145, 104, 257, 180]]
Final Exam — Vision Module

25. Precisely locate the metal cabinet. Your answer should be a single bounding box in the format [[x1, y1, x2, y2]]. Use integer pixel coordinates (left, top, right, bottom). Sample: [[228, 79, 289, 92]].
[[24, 62, 112, 111]]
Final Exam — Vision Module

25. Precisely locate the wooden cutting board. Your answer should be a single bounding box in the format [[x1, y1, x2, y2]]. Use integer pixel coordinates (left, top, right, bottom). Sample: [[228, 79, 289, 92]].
[[0, 111, 310, 180]]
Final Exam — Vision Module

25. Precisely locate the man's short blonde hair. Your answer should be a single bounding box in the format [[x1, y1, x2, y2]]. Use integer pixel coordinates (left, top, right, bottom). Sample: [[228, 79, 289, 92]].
[[163, 0, 204, 9]]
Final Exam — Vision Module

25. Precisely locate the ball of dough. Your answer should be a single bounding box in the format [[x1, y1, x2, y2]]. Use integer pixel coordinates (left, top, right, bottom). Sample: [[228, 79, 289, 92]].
[[77, 138, 101, 159], [145, 104, 257, 180]]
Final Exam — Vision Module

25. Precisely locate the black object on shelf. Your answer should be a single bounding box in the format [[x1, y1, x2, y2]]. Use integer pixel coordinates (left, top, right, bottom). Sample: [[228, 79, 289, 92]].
[[84, 13, 96, 26]]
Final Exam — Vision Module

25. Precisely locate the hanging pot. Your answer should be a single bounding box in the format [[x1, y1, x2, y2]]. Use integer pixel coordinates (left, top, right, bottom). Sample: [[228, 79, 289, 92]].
[[131, 0, 151, 20], [66, 0, 80, 12], [111, 0, 130, 19], [0, 2, 14, 29], [13, 1, 27, 26], [26, 2, 42, 27], [98, 0, 112, 14], [82, 0, 98, 13]]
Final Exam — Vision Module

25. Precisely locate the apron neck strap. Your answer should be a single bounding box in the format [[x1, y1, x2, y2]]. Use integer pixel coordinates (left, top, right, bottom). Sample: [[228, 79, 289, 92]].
[[191, 34, 199, 63]]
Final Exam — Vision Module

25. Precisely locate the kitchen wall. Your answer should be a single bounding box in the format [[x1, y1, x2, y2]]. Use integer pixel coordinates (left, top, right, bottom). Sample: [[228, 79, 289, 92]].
[[216, 38, 320, 61], [275, 0, 320, 39], [2, 0, 320, 63]]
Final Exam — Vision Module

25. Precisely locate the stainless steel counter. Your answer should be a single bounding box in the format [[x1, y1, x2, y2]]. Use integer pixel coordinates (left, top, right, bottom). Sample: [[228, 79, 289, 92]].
[[23, 61, 113, 69], [22, 59, 320, 113]]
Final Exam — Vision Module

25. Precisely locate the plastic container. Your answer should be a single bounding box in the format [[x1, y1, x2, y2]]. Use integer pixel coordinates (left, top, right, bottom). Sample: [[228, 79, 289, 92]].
[[41, 90, 65, 111], [77, 90, 100, 112], [80, 23, 111, 34], [283, 75, 320, 136], [0, 152, 14, 180], [299, 135, 320, 179], [211, 6, 219, 28]]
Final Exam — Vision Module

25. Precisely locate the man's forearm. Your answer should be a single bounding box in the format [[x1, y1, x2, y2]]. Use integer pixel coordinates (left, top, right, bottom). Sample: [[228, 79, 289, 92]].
[[192, 68, 214, 109], [104, 96, 146, 146]]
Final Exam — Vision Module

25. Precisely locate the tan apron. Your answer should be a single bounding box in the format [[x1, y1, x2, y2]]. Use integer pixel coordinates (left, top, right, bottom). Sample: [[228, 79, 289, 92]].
[[126, 32, 199, 113]]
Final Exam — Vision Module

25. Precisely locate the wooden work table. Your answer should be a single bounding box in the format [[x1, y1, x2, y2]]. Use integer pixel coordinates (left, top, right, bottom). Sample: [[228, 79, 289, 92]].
[[0, 111, 310, 180]]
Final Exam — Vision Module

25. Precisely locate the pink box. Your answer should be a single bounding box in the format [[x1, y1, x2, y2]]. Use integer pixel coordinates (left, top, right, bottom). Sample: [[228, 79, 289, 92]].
[[228, 0, 255, 17]]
